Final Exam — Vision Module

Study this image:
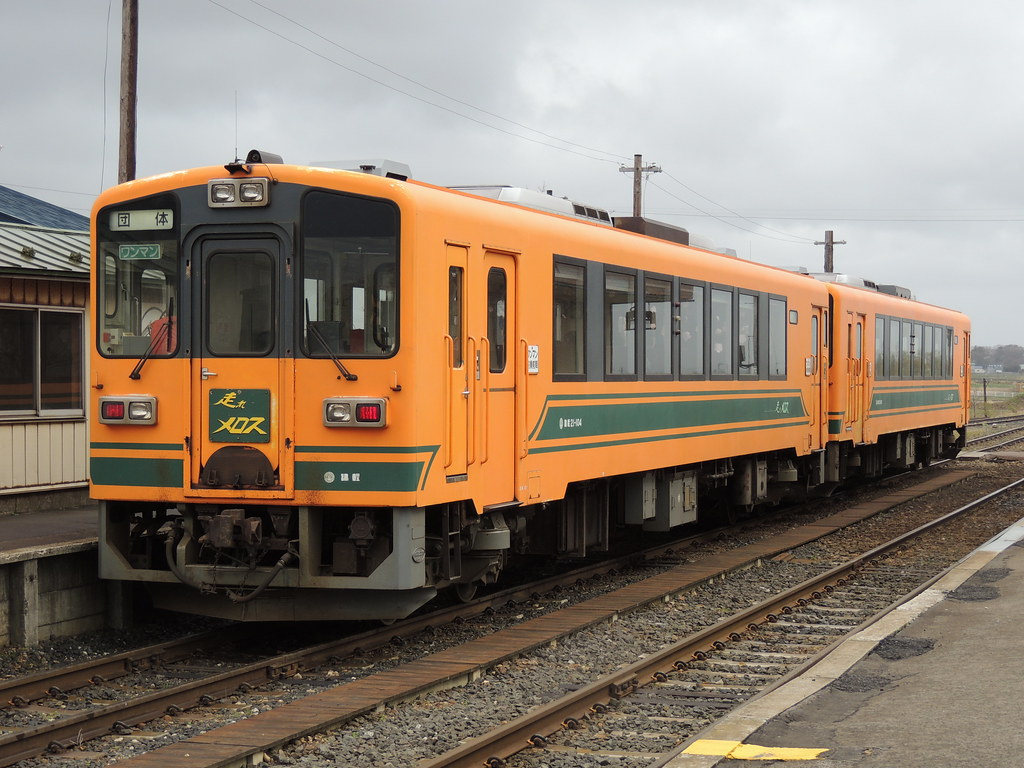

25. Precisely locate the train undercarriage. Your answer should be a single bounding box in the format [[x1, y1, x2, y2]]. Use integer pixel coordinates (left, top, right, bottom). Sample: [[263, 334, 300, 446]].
[[100, 424, 966, 622]]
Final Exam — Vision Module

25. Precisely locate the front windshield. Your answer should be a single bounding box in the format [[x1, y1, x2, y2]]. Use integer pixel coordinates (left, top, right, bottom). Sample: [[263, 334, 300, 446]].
[[97, 195, 179, 357], [301, 190, 399, 358]]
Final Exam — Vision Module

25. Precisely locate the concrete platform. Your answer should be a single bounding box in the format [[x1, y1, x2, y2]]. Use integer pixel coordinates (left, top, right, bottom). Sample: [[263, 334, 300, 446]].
[[959, 449, 1024, 460], [0, 502, 98, 564], [660, 515, 1024, 767], [0, 502, 104, 646]]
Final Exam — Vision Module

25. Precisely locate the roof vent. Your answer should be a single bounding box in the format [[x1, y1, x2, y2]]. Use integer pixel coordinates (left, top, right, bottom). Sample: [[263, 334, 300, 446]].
[[312, 159, 410, 181], [613, 217, 690, 246], [808, 273, 879, 290], [877, 284, 914, 299], [448, 185, 612, 225]]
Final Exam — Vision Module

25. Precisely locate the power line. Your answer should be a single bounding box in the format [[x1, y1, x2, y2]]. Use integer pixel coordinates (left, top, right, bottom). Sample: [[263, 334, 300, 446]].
[[651, 211, 1024, 223], [243, 0, 630, 164], [0, 182, 97, 198], [205, 0, 627, 165], [659, 171, 817, 243], [647, 178, 813, 244]]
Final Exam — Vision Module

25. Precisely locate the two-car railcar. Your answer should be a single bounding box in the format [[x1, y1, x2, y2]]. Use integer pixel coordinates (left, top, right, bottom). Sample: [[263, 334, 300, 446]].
[[90, 153, 968, 621]]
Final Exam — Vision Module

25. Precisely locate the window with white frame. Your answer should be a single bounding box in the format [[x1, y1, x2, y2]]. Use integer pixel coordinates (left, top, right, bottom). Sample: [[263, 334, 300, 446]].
[[0, 306, 84, 416]]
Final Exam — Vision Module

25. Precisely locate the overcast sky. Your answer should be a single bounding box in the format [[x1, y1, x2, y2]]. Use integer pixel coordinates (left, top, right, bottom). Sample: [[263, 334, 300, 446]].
[[1, 1, 1020, 346]]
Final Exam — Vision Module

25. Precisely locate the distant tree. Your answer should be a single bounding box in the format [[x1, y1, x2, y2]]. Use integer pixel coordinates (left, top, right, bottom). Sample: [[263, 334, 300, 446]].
[[972, 346, 992, 366], [972, 344, 1024, 370], [997, 345, 1024, 370]]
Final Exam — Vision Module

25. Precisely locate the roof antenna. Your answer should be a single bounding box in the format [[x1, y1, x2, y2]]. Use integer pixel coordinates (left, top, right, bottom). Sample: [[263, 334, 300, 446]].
[[233, 90, 239, 163]]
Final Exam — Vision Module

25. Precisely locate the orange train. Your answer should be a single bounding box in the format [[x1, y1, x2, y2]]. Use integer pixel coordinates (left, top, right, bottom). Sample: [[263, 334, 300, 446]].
[[90, 152, 970, 620]]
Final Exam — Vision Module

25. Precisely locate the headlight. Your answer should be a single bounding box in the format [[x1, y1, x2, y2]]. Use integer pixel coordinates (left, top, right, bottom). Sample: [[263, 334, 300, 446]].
[[98, 396, 158, 425], [239, 182, 266, 203], [210, 183, 236, 204], [325, 402, 352, 424], [129, 401, 154, 421], [323, 398, 387, 428], [208, 178, 270, 208]]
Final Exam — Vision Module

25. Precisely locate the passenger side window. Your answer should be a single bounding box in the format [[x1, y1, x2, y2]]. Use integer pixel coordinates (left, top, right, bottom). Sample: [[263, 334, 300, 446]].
[[710, 288, 733, 376], [679, 282, 705, 377], [875, 317, 887, 378], [487, 268, 507, 373], [644, 276, 671, 377], [768, 297, 787, 377], [448, 266, 463, 367], [922, 325, 933, 377], [604, 269, 637, 377], [901, 322, 913, 379], [553, 260, 585, 378], [888, 319, 901, 377], [738, 293, 758, 377]]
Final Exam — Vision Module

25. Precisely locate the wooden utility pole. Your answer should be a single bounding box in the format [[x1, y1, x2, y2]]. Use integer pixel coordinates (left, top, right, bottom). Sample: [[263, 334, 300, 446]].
[[118, 0, 138, 184], [619, 153, 661, 217], [815, 230, 846, 273]]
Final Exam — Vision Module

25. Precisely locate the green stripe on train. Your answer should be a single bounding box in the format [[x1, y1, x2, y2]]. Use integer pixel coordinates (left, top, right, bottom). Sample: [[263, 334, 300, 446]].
[[294, 460, 425, 492], [534, 394, 807, 441], [870, 388, 960, 411], [91, 457, 183, 487], [529, 419, 808, 454]]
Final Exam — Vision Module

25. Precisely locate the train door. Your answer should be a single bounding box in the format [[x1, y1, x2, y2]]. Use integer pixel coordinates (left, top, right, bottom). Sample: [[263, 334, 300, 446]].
[[844, 313, 866, 443], [474, 251, 517, 504], [961, 329, 971, 422], [808, 305, 829, 450], [445, 244, 469, 480], [188, 236, 294, 499]]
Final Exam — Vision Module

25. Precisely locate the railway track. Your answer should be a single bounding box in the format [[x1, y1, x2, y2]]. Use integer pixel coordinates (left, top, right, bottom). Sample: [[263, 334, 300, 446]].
[[966, 414, 1024, 450], [967, 425, 1024, 451], [420, 474, 1024, 768], [0, 515, 826, 767], [7, 463, 1020, 767]]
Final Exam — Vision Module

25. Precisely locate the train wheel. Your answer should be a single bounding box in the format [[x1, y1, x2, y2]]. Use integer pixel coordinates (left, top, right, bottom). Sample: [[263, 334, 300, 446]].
[[455, 582, 478, 602]]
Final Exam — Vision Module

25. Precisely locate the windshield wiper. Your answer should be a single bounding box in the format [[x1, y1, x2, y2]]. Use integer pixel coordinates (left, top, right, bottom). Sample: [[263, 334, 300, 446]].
[[305, 300, 357, 381], [129, 297, 174, 380]]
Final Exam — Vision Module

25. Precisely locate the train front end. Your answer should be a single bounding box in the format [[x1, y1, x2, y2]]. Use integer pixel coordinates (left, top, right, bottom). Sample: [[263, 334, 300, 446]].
[[91, 156, 444, 621]]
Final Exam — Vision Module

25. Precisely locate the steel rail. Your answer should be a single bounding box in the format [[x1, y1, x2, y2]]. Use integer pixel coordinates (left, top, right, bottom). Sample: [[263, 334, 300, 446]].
[[0, 468, 976, 767], [0, 629, 238, 708], [417, 476, 1024, 768], [980, 434, 1024, 451], [967, 425, 1024, 447], [0, 528, 714, 768]]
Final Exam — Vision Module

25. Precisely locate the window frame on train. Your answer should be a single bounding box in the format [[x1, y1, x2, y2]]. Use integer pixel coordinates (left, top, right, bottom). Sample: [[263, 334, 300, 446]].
[[299, 190, 401, 361], [552, 255, 587, 381], [873, 314, 957, 381], [549, 256, 791, 386]]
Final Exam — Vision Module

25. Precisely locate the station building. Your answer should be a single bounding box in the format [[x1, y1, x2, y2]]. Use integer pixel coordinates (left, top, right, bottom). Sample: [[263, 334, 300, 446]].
[[0, 185, 91, 513]]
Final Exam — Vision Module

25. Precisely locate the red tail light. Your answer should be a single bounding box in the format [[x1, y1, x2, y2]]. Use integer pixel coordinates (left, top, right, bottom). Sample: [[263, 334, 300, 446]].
[[101, 401, 126, 420], [323, 397, 387, 428], [355, 403, 382, 423]]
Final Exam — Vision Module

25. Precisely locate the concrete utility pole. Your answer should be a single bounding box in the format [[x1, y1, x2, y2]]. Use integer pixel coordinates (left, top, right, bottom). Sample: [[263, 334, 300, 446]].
[[619, 154, 661, 217], [815, 230, 846, 273], [118, 0, 138, 184]]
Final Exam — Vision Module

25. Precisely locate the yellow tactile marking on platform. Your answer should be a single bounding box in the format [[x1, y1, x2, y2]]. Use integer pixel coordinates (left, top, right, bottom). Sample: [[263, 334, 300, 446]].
[[684, 739, 828, 760]]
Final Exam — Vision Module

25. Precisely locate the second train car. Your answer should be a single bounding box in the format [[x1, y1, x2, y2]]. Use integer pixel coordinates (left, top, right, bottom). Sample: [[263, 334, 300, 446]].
[[90, 152, 969, 620]]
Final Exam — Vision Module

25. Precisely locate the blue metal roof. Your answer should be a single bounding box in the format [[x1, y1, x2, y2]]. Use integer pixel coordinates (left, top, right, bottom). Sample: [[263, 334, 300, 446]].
[[0, 185, 89, 231], [0, 222, 89, 276]]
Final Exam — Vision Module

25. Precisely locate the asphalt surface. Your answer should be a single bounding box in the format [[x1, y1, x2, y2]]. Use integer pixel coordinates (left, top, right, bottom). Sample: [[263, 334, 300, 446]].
[[661, 517, 1024, 767]]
